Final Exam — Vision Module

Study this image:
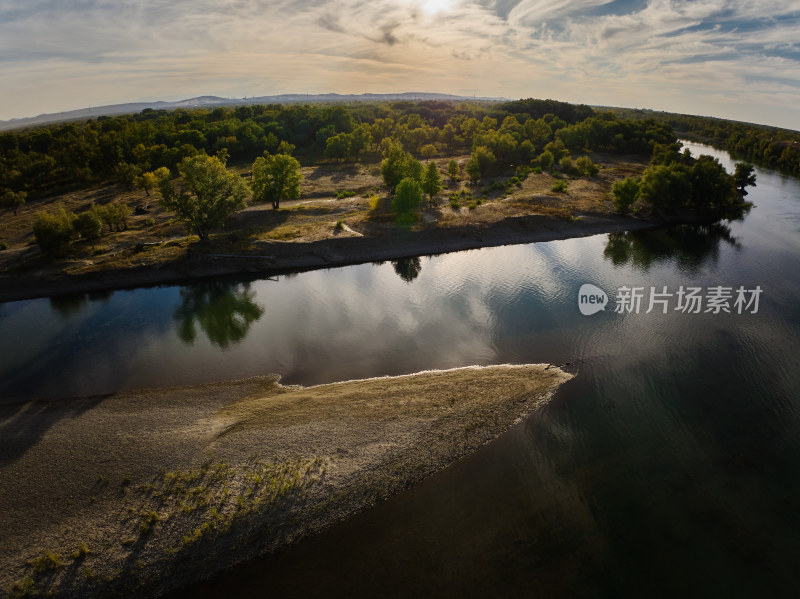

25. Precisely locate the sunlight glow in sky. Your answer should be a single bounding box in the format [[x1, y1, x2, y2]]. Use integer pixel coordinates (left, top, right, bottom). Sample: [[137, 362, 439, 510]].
[[1, 0, 799, 129]]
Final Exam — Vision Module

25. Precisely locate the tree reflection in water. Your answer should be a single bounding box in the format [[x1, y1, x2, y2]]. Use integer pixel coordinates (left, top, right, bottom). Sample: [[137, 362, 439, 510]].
[[392, 257, 422, 282], [175, 281, 265, 349], [604, 223, 741, 272]]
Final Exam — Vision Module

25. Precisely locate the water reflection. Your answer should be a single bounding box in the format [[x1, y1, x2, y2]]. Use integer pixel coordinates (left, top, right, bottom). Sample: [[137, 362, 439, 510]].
[[49, 290, 113, 319], [174, 282, 264, 349], [603, 223, 740, 271], [392, 257, 422, 282]]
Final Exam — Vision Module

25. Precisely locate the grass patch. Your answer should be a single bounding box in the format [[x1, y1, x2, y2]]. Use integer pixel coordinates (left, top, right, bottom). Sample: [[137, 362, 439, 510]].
[[138, 510, 160, 535], [30, 550, 61, 574], [262, 225, 302, 241], [72, 542, 90, 559], [7, 575, 35, 598], [551, 180, 568, 193]]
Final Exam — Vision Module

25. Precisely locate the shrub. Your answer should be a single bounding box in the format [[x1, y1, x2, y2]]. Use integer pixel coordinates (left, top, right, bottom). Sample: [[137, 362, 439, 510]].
[[31, 550, 62, 573], [538, 151, 554, 170], [73, 211, 103, 246], [551, 180, 568, 193], [393, 177, 423, 215], [33, 209, 76, 257], [576, 156, 599, 176], [8, 575, 35, 597], [559, 156, 575, 174], [612, 177, 641, 212], [72, 543, 90, 559]]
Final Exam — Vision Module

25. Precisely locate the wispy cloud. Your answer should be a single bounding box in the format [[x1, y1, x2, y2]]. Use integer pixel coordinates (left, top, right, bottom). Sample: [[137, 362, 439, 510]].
[[0, 0, 799, 128]]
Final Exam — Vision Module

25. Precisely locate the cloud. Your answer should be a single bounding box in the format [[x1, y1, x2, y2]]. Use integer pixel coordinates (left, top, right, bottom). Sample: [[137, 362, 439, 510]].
[[0, 0, 799, 129]]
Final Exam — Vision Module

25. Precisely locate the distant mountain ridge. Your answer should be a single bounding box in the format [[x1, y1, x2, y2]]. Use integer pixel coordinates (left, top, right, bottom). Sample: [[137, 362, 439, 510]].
[[0, 92, 508, 132]]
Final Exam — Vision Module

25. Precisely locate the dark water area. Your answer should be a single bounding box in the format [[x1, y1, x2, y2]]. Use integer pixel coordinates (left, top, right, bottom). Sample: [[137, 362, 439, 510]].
[[3, 143, 800, 596]]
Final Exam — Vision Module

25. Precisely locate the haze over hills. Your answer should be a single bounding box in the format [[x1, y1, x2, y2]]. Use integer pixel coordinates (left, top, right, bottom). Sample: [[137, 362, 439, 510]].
[[0, 92, 508, 132]]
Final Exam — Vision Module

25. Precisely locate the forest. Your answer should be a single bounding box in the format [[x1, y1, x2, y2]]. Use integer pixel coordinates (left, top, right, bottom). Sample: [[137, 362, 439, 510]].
[[0, 98, 673, 203], [0, 98, 759, 264], [609, 107, 800, 177]]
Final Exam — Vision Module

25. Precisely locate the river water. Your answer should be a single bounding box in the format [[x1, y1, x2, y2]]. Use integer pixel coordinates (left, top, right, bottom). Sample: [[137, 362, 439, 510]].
[[2, 143, 800, 596]]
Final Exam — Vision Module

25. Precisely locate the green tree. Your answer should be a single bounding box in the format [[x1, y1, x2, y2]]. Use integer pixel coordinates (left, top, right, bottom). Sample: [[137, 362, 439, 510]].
[[33, 208, 76, 257], [136, 167, 171, 197], [73, 210, 104, 247], [393, 177, 423, 216], [1, 189, 26, 215], [559, 156, 575, 174], [113, 161, 141, 189], [465, 155, 481, 183], [380, 143, 422, 191], [447, 159, 460, 183], [324, 133, 352, 162], [251, 153, 302, 210], [468, 146, 496, 181], [734, 163, 757, 192], [612, 177, 641, 213], [538, 150, 554, 170], [689, 156, 736, 209], [276, 140, 296, 155], [576, 156, 599, 176], [420, 144, 438, 160], [157, 154, 248, 240], [524, 118, 553, 150], [421, 161, 442, 206], [639, 164, 691, 213]]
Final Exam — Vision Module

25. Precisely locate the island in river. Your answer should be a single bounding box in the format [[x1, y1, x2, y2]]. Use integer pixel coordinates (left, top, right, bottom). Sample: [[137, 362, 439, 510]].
[[0, 364, 572, 598]]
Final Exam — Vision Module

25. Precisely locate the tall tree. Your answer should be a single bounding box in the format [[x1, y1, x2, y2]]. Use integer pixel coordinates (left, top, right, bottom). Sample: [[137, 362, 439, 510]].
[[447, 159, 460, 183], [136, 167, 171, 197], [393, 177, 423, 216], [421, 161, 442, 206], [156, 154, 248, 240], [380, 142, 421, 191], [734, 163, 757, 193], [251, 153, 302, 210]]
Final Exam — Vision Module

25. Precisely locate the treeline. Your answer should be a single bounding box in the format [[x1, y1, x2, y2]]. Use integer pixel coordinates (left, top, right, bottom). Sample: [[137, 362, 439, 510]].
[[1, 98, 675, 203], [608, 108, 800, 177], [612, 142, 756, 216]]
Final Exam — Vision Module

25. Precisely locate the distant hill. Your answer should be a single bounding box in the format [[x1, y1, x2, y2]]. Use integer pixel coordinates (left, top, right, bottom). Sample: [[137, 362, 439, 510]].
[[0, 92, 507, 132]]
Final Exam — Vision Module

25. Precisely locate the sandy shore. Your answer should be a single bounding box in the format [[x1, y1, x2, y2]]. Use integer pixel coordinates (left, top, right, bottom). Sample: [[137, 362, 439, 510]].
[[0, 213, 657, 303], [0, 364, 572, 598]]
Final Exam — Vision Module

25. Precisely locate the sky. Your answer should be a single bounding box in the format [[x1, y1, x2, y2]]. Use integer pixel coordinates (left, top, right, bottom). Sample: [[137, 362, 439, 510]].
[[1, 0, 799, 130]]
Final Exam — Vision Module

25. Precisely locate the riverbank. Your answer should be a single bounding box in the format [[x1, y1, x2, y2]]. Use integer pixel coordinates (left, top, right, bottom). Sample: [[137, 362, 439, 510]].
[[0, 364, 572, 598], [0, 212, 661, 303], [0, 152, 661, 303]]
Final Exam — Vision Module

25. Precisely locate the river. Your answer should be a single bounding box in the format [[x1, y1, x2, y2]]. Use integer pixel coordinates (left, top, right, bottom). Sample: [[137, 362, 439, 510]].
[[2, 142, 800, 597]]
